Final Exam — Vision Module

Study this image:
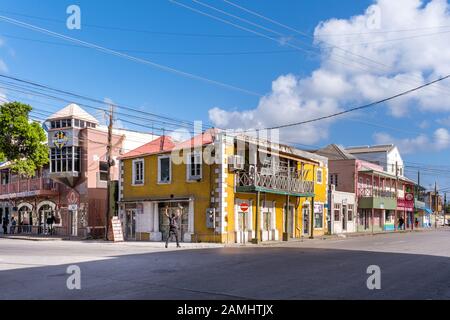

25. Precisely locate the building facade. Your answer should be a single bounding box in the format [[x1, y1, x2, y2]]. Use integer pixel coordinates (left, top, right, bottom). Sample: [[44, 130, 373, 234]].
[[119, 130, 329, 243], [316, 144, 416, 234], [0, 104, 154, 237]]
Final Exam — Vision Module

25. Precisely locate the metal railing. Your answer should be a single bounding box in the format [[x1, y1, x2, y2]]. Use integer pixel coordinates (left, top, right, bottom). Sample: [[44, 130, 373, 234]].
[[0, 178, 57, 195], [236, 166, 314, 194], [358, 187, 397, 198]]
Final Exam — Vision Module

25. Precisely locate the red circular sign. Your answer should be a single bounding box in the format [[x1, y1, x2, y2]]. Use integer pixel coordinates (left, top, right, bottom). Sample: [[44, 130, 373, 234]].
[[240, 202, 249, 212]]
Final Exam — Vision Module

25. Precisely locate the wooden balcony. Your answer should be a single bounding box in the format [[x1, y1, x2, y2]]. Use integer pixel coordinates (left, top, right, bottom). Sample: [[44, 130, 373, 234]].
[[236, 166, 315, 197], [0, 178, 59, 200]]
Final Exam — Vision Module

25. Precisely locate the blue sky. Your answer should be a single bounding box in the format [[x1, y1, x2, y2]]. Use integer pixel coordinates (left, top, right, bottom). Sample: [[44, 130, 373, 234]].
[[1, 0, 450, 191]]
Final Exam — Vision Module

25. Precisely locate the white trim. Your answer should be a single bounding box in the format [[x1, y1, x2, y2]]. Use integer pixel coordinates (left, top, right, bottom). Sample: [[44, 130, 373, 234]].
[[132, 158, 145, 186], [186, 151, 202, 182], [158, 155, 172, 184], [316, 168, 323, 184]]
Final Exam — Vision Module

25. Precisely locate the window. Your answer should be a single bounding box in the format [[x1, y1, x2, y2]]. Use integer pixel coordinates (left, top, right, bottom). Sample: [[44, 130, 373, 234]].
[[50, 147, 80, 173], [314, 204, 324, 228], [158, 156, 171, 183], [334, 203, 341, 221], [1, 172, 9, 185], [80, 120, 85, 128], [99, 161, 109, 181], [187, 152, 202, 181], [132, 159, 144, 185], [330, 174, 338, 187], [74, 119, 80, 127], [317, 169, 323, 184], [348, 204, 354, 221]]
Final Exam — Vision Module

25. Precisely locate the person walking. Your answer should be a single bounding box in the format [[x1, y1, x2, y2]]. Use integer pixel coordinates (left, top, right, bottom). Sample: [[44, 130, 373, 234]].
[[2, 216, 8, 234], [398, 217, 405, 230], [10, 217, 16, 234], [165, 206, 182, 248], [46, 214, 55, 235]]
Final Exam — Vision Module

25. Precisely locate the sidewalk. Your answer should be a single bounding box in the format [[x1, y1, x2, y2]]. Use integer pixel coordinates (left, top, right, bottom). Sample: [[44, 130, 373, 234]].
[[0, 234, 70, 241], [0, 227, 444, 244]]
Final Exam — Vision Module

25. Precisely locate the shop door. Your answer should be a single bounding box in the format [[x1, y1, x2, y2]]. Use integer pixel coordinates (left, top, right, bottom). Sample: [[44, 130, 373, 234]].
[[125, 209, 136, 240], [342, 205, 348, 231], [69, 210, 78, 236], [303, 207, 310, 236], [159, 203, 189, 242], [238, 211, 248, 243], [285, 205, 294, 238]]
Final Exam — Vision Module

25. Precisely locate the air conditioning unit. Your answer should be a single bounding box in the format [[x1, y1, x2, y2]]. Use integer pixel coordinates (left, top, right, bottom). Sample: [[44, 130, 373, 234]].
[[228, 155, 245, 171]]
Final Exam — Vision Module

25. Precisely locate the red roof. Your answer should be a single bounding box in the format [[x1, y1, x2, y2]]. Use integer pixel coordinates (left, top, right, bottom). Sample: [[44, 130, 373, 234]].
[[119, 136, 176, 159], [173, 128, 218, 150], [119, 129, 219, 159]]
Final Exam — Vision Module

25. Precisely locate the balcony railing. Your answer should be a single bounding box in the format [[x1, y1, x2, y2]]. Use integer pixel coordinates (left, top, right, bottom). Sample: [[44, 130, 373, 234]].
[[358, 187, 397, 198], [236, 166, 314, 195], [0, 178, 57, 196]]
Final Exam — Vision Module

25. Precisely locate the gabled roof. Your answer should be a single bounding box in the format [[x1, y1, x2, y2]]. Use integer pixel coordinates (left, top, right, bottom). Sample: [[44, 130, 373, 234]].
[[346, 144, 395, 154], [119, 136, 175, 159], [314, 144, 356, 160], [173, 128, 218, 150], [47, 104, 99, 124]]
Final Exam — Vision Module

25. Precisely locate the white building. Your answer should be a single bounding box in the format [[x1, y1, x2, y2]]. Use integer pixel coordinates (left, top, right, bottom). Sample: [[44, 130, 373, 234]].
[[329, 185, 357, 234], [345, 145, 405, 177]]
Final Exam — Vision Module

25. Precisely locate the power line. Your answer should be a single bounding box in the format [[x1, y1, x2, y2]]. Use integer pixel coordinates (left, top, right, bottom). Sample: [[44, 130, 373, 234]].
[[219, 0, 450, 97], [0, 14, 263, 97], [0, 33, 300, 56], [0, 9, 257, 39], [0, 74, 213, 130], [239, 74, 450, 132]]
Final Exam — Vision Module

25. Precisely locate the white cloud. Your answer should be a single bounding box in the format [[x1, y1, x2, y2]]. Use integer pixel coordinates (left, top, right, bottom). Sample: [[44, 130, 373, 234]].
[[209, 0, 450, 144], [374, 128, 450, 154]]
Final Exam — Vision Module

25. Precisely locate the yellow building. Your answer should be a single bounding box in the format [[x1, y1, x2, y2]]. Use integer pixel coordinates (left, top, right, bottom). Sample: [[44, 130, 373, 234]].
[[118, 130, 328, 243]]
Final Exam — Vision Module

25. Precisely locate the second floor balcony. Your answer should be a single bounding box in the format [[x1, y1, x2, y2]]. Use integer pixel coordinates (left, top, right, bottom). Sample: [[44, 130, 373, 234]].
[[0, 178, 59, 200], [236, 165, 315, 197]]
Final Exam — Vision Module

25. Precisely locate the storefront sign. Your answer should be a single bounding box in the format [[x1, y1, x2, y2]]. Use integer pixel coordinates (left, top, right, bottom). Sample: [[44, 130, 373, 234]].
[[397, 193, 414, 212]]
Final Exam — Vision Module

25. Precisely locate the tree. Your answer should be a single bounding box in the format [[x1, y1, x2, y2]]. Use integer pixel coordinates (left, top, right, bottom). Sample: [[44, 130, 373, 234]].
[[0, 101, 49, 177]]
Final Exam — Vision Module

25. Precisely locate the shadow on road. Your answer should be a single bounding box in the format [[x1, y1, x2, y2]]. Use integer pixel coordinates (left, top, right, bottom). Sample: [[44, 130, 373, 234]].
[[2, 246, 450, 300]]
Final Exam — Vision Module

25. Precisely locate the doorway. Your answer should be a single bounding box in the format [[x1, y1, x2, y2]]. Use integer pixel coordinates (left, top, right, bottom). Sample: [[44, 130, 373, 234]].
[[125, 209, 136, 240], [303, 205, 310, 236], [69, 210, 78, 236], [342, 205, 348, 231], [159, 202, 189, 242], [237, 210, 248, 243], [285, 204, 295, 238]]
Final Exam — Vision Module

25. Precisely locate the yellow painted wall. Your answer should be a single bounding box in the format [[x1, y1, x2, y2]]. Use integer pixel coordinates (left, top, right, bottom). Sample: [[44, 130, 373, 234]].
[[122, 150, 219, 242], [121, 146, 329, 243]]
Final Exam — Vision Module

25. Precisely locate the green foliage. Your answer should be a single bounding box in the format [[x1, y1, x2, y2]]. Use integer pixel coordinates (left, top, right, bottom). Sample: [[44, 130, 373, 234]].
[[0, 101, 49, 177]]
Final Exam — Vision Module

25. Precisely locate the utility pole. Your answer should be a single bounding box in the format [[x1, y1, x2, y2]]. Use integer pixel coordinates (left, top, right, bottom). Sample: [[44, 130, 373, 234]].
[[105, 104, 114, 240], [445, 193, 447, 226], [434, 182, 438, 229]]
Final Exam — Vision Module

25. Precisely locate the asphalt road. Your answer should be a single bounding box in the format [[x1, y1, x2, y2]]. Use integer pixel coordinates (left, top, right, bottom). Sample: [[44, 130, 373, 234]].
[[1, 229, 450, 300]]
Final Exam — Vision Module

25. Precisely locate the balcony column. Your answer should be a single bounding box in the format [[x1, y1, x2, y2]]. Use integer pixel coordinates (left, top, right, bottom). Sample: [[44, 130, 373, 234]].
[[283, 194, 290, 242], [252, 191, 261, 244], [310, 197, 315, 239]]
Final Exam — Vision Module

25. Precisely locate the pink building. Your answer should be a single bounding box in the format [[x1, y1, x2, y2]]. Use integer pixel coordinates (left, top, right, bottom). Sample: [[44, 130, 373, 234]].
[[316, 145, 415, 233], [0, 104, 155, 237]]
